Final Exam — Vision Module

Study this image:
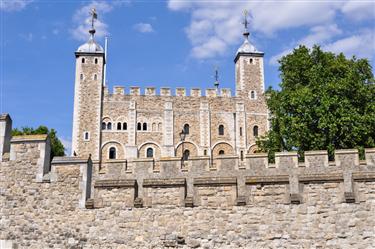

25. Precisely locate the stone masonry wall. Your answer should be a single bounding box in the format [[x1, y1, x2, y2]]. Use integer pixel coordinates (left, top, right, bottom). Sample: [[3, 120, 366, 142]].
[[1, 130, 375, 248]]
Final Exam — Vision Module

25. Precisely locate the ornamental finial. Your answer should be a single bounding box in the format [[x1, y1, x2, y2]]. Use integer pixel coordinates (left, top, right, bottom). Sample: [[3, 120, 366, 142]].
[[214, 66, 219, 89]]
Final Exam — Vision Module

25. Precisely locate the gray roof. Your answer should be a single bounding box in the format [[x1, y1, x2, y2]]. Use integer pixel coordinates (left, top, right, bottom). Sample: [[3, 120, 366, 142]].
[[237, 37, 262, 54], [76, 37, 104, 53]]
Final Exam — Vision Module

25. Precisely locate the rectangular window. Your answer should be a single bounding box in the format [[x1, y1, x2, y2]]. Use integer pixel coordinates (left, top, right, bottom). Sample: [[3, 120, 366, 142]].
[[240, 127, 243, 136]]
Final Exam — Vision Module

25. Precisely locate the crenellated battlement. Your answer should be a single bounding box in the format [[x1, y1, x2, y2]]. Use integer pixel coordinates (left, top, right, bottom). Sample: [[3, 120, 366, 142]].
[[105, 86, 233, 98]]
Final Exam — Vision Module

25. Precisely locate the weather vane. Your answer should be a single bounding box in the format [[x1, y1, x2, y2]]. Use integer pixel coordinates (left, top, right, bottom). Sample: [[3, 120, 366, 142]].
[[214, 66, 219, 89], [89, 8, 98, 31], [243, 10, 249, 31]]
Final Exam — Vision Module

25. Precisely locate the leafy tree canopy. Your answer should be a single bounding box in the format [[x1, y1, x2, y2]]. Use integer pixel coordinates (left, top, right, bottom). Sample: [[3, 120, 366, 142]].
[[257, 45, 375, 160], [12, 126, 65, 159]]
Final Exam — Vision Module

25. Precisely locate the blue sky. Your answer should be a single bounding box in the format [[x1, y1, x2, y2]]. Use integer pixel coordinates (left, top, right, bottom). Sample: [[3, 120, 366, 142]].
[[1, 0, 374, 153]]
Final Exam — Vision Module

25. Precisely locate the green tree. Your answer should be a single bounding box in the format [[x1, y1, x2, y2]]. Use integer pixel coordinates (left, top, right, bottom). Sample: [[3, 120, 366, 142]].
[[257, 45, 375, 160], [12, 126, 65, 159]]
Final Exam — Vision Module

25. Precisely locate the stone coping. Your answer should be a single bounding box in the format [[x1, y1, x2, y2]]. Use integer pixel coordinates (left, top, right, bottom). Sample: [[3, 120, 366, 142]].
[[193, 177, 237, 186], [52, 156, 89, 165], [143, 178, 186, 188], [335, 149, 358, 154], [94, 179, 136, 188], [365, 148, 375, 153], [11, 134, 48, 143], [246, 175, 289, 185], [246, 153, 268, 158], [299, 173, 343, 183], [352, 172, 375, 182], [0, 113, 11, 120], [304, 150, 328, 156], [213, 155, 238, 159], [275, 151, 298, 157]]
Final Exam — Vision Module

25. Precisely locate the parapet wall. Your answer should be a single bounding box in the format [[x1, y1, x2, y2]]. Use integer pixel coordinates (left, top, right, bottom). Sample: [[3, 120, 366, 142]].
[[107, 86, 233, 98], [1, 115, 375, 248]]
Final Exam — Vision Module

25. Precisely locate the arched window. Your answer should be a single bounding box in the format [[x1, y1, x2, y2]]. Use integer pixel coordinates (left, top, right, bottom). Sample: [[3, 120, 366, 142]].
[[204, 150, 207, 156], [95, 58, 98, 64], [117, 122, 122, 130], [183, 150, 190, 161], [80, 74, 83, 80], [84, 132, 89, 140], [183, 124, 189, 135], [82, 58, 85, 63], [123, 122, 127, 130], [143, 123, 147, 131], [137, 122, 142, 131], [94, 74, 97, 80], [253, 125, 259, 137], [107, 122, 112, 130], [152, 123, 156, 131], [249, 58, 253, 64], [109, 147, 116, 159], [158, 123, 162, 131], [146, 148, 153, 158], [250, 90, 257, 100], [219, 150, 225, 155], [102, 122, 106, 130], [218, 125, 224, 135]]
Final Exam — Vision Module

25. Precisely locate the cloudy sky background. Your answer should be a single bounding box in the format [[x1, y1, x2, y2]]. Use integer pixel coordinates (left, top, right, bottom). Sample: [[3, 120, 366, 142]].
[[1, 0, 374, 154]]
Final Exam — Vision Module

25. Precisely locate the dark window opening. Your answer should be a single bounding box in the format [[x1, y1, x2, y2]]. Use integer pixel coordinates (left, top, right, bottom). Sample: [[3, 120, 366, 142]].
[[123, 122, 127, 130], [250, 58, 253, 64], [117, 122, 122, 130], [80, 74, 83, 80], [240, 127, 243, 136], [183, 150, 190, 161], [219, 150, 225, 155], [107, 122, 112, 130], [94, 74, 97, 80], [95, 58, 98, 64], [137, 122, 142, 130], [241, 151, 244, 161], [82, 58, 85, 63], [218, 125, 224, 135], [102, 122, 106, 130], [253, 125, 259, 137], [204, 150, 207, 156], [146, 148, 153, 158], [183, 124, 190, 135], [143, 123, 147, 131], [109, 147, 116, 159], [84, 132, 89, 140]]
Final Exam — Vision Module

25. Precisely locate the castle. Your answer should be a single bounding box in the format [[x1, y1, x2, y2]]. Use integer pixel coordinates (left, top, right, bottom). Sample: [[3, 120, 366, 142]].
[[71, 11, 268, 164], [1, 12, 375, 249]]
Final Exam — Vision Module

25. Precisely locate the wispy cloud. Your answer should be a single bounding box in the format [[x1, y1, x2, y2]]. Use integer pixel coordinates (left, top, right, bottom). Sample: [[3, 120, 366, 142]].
[[0, 0, 32, 12], [19, 32, 33, 42], [71, 1, 127, 41], [167, 1, 375, 60], [60, 137, 72, 156], [133, 23, 154, 33]]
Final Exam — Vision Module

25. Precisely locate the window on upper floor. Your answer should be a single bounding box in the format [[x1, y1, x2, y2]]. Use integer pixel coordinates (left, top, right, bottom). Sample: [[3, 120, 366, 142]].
[[94, 74, 97, 80], [240, 127, 243, 136], [80, 74, 83, 80], [143, 122, 147, 131], [219, 150, 225, 155], [253, 125, 259, 137], [123, 122, 127, 130], [241, 151, 244, 161], [82, 58, 85, 64], [146, 148, 154, 158], [183, 124, 190, 135], [83, 131, 89, 141], [109, 147, 116, 159], [152, 123, 156, 131], [158, 123, 162, 131], [183, 149, 190, 161], [107, 122, 112, 130], [102, 122, 106, 130], [218, 125, 224, 136], [250, 90, 257, 100], [117, 122, 122, 130], [95, 58, 98, 64], [137, 122, 142, 131]]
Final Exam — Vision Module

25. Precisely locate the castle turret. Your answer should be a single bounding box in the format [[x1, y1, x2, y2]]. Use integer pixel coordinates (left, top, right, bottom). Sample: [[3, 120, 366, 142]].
[[71, 9, 105, 160], [234, 11, 265, 100]]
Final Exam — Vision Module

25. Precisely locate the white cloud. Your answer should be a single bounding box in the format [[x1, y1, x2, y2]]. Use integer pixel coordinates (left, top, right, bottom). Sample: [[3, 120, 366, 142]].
[[341, 1, 375, 21], [19, 32, 33, 42], [133, 23, 154, 33], [167, 1, 375, 60], [60, 137, 72, 156], [324, 30, 375, 58], [71, 1, 127, 41], [0, 0, 32, 12]]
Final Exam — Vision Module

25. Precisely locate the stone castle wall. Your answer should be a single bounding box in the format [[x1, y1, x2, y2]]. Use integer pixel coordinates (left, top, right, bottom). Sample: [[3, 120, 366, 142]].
[[1, 115, 375, 248]]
